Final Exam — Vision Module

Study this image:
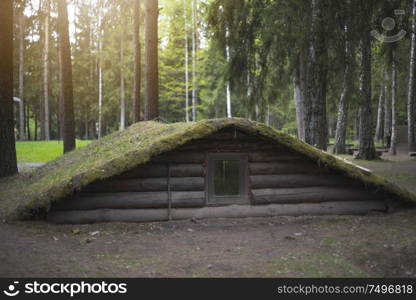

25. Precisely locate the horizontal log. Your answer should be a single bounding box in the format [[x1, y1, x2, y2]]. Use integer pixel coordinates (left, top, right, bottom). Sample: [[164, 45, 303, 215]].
[[83, 177, 204, 193], [177, 139, 278, 152], [249, 174, 354, 189], [48, 201, 387, 224], [152, 152, 205, 163], [52, 191, 206, 210], [118, 164, 167, 178], [170, 177, 205, 191], [249, 151, 305, 162], [170, 164, 205, 177], [251, 187, 387, 205], [205, 129, 256, 140], [117, 164, 204, 178], [249, 162, 328, 175]]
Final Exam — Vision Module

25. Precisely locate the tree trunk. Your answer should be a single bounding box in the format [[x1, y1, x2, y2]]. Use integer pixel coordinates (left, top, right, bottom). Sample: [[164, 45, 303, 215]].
[[384, 71, 392, 148], [144, 0, 159, 120], [133, 0, 141, 123], [356, 7, 376, 160], [389, 48, 398, 155], [43, 0, 51, 140], [192, 0, 198, 121], [304, 0, 328, 150], [18, 7, 26, 141], [408, 0, 416, 152], [333, 25, 353, 155], [225, 27, 232, 119], [294, 56, 304, 140], [183, 0, 189, 122], [97, 3, 103, 138], [374, 86, 384, 141], [354, 108, 360, 141], [57, 0, 76, 153], [120, 25, 126, 131], [0, 0, 18, 178], [26, 104, 31, 141]]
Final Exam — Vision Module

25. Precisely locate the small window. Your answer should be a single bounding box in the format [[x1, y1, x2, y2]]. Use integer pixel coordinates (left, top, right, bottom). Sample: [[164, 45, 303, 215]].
[[213, 160, 241, 196], [208, 154, 248, 204]]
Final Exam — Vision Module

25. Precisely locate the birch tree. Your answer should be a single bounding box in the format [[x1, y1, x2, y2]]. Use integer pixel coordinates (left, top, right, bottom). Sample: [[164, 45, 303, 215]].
[[389, 48, 398, 155], [133, 0, 141, 123], [408, 0, 416, 153], [43, 0, 51, 140], [333, 14, 354, 155], [120, 20, 126, 130], [374, 86, 384, 141], [191, 0, 198, 121], [183, 0, 189, 122]]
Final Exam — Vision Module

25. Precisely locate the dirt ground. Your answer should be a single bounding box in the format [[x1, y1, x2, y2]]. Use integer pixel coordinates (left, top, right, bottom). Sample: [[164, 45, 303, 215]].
[[1, 154, 416, 278]]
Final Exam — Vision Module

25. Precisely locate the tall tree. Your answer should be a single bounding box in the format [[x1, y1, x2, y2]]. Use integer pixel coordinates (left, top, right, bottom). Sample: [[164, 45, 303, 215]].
[[43, 0, 51, 140], [120, 19, 126, 130], [333, 9, 354, 155], [191, 0, 198, 121], [57, 0, 76, 153], [293, 55, 305, 140], [304, 0, 328, 150], [133, 0, 142, 123], [356, 0, 376, 160], [374, 86, 384, 141], [225, 26, 232, 118], [97, 1, 103, 138], [389, 48, 398, 155], [0, 0, 18, 177], [18, 2, 26, 141], [408, 0, 416, 153], [144, 0, 159, 120], [183, 0, 190, 122], [384, 71, 392, 148]]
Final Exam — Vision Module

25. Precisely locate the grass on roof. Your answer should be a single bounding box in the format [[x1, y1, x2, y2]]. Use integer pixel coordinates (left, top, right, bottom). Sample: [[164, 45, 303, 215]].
[[0, 118, 415, 222]]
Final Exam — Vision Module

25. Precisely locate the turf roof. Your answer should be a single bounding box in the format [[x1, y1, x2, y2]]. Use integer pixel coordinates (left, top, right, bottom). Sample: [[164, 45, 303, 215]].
[[0, 118, 415, 221]]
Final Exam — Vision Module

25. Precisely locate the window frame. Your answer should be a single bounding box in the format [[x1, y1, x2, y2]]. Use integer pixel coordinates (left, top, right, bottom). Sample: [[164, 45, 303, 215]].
[[207, 153, 248, 205]]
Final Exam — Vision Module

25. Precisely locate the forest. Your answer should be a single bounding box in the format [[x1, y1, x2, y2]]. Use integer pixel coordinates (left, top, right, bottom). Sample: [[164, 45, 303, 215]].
[[1, 0, 416, 178]]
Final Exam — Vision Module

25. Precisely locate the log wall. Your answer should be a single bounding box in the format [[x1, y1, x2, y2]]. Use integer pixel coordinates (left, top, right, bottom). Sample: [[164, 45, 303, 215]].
[[49, 127, 390, 223]]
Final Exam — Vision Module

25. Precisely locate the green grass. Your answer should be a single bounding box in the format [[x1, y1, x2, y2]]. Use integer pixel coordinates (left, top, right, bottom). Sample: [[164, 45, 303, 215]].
[[16, 140, 92, 163]]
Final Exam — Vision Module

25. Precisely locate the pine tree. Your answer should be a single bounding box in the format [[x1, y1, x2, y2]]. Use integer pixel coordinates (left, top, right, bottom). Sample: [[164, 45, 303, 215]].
[[57, 0, 76, 153], [144, 0, 159, 120], [0, 0, 18, 178]]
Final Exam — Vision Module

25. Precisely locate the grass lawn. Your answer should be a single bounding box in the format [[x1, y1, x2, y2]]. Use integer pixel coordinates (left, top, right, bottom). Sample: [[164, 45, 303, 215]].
[[16, 140, 92, 163]]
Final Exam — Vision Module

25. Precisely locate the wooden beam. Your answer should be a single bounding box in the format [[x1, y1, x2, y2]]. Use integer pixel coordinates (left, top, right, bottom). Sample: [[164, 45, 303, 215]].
[[177, 139, 278, 152], [250, 174, 354, 189], [52, 191, 206, 210], [48, 201, 387, 224], [249, 151, 304, 162], [83, 177, 204, 193], [152, 151, 205, 163], [117, 163, 204, 178], [251, 187, 387, 205], [249, 162, 328, 175]]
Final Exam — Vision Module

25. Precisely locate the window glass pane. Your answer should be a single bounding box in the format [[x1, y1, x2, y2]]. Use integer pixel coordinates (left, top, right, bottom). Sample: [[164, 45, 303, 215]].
[[214, 160, 240, 196]]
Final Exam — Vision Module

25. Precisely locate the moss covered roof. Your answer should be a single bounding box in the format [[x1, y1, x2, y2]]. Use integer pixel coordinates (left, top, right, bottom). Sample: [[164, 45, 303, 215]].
[[0, 118, 415, 221]]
